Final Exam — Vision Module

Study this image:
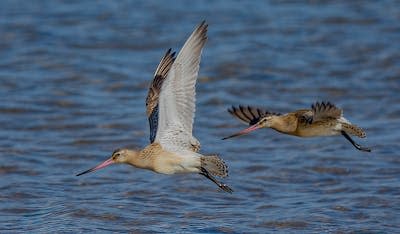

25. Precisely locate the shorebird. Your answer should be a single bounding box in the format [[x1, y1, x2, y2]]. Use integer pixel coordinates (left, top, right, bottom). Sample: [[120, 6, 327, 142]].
[[77, 21, 233, 193], [223, 102, 371, 152]]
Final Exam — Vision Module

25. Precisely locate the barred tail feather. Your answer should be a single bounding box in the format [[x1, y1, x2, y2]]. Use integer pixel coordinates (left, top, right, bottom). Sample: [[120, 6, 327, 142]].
[[341, 123, 366, 138], [200, 155, 228, 178]]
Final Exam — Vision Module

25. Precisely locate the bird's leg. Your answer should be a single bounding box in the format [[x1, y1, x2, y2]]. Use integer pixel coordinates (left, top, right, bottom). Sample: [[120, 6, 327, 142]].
[[200, 168, 233, 193], [341, 131, 371, 152]]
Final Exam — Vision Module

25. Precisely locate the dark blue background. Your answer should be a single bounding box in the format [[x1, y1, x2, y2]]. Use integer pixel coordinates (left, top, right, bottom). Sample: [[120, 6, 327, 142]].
[[1, 1, 399, 232]]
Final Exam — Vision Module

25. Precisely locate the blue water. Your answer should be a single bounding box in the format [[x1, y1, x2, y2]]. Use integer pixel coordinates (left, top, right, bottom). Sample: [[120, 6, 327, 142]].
[[1, 0, 399, 233]]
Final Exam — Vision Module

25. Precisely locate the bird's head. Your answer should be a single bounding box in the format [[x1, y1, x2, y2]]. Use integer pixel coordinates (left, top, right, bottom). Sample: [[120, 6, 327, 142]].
[[222, 116, 272, 140], [110, 148, 131, 163], [255, 116, 273, 128], [76, 148, 135, 176]]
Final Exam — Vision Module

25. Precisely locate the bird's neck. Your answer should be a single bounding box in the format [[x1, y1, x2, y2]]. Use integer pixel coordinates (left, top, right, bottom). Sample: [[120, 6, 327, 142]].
[[124, 149, 144, 167], [127, 143, 162, 169], [269, 115, 297, 133]]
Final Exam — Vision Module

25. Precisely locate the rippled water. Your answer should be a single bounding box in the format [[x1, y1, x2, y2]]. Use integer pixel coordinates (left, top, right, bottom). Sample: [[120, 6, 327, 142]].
[[1, 0, 399, 233]]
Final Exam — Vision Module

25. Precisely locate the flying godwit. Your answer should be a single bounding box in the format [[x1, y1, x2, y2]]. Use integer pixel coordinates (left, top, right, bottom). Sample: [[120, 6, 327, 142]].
[[223, 102, 371, 152], [77, 21, 233, 193]]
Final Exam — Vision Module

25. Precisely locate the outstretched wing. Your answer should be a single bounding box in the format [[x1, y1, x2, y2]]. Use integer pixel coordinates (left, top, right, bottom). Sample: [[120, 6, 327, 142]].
[[155, 21, 208, 151], [146, 49, 176, 143], [308, 101, 343, 123], [228, 105, 281, 125]]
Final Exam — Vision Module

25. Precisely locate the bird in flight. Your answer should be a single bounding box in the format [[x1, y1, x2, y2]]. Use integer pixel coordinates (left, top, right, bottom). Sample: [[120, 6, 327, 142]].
[[223, 102, 371, 152], [77, 21, 233, 193]]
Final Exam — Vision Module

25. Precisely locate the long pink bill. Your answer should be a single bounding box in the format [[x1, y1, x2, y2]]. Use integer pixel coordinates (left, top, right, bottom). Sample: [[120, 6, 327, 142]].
[[222, 123, 263, 140], [76, 158, 114, 176]]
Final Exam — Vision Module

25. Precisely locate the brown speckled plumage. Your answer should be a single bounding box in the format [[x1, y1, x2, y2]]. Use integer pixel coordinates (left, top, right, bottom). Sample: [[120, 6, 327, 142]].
[[201, 155, 228, 178], [146, 49, 176, 117], [77, 21, 233, 192], [225, 101, 370, 152]]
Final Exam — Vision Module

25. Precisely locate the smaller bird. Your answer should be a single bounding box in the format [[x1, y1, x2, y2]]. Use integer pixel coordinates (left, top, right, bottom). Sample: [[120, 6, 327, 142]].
[[223, 102, 371, 152]]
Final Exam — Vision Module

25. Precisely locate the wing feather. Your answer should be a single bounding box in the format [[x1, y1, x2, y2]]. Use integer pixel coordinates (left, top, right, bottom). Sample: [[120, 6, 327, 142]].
[[228, 105, 281, 125], [310, 101, 343, 123], [146, 49, 176, 143], [155, 21, 208, 151]]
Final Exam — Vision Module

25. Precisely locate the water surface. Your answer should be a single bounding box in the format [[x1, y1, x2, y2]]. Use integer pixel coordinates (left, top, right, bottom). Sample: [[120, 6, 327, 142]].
[[1, 0, 399, 233]]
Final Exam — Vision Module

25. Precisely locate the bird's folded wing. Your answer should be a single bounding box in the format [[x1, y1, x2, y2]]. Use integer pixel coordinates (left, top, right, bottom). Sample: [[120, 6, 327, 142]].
[[155, 21, 208, 151], [309, 101, 343, 123]]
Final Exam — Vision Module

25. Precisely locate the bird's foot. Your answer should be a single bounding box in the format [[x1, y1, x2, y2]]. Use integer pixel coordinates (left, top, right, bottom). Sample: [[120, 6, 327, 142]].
[[355, 144, 372, 152], [218, 183, 233, 193]]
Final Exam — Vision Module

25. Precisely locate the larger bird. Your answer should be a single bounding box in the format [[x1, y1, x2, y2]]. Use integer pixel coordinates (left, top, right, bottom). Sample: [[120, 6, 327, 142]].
[[223, 102, 371, 152], [77, 21, 233, 193]]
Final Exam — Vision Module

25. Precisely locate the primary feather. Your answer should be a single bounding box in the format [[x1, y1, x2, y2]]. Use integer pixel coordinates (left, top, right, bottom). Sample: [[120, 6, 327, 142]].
[[155, 21, 208, 152], [146, 49, 177, 143]]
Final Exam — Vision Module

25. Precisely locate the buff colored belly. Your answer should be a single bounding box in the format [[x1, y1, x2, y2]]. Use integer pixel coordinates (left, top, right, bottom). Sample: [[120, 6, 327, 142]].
[[152, 150, 201, 175], [294, 124, 340, 137]]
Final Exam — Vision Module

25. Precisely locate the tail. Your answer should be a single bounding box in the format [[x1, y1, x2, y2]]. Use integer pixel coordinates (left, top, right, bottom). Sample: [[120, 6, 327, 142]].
[[200, 155, 228, 178], [341, 123, 366, 138]]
